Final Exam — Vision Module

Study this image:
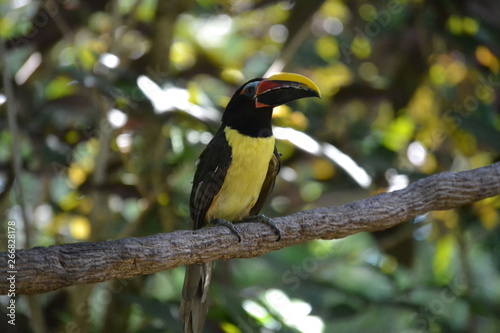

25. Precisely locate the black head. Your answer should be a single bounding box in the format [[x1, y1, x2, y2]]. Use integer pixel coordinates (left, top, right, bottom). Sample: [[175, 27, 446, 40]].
[[221, 73, 321, 138]]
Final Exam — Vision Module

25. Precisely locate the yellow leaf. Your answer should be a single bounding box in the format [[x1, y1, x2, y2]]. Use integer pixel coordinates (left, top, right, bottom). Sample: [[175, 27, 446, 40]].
[[70, 216, 91, 240], [274, 105, 291, 117], [320, 0, 349, 22], [476, 46, 499, 73], [157, 193, 170, 206], [463, 17, 479, 35], [171, 41, 196, 71], [469, 152, 492, 169], [351, 36, 371, 59], [59, 191, 82, 211], [312, 158, 335, 181], [65, 130, 80, 145], [359, 4, 377, 22], [359, 62, 379, 82], [447, 15, 463, 35], [432, 210, 458, 229], [68, 165, 87, 187], [220, 322, 241, 333], [315, 36, 339, 61], [289, 112, 309, 131], [45, 76, 77, 100], [479, 206, 499, 230], [429, 64, 447, 85], [474, 197, 500, 230], [433, 234, 456, 284], [221, 68, 244, 84], [382, 115, 415, 151]]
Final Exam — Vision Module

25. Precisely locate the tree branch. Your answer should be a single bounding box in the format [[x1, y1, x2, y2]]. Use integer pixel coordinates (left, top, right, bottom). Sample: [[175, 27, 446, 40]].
[[2, 162, 500, 295]]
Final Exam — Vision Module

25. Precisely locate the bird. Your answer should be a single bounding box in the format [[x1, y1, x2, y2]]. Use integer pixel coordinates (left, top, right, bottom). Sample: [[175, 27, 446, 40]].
[[180, 73, 321, 333]]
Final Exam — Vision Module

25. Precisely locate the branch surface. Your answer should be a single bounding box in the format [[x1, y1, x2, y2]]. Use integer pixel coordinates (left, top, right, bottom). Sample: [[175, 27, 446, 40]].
[[1, 162, 500, 295]]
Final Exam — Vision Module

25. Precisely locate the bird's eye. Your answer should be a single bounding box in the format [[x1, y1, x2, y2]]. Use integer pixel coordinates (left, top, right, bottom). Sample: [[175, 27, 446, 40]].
[[240, 81, 259, 97], [246, 85, 255, 95]]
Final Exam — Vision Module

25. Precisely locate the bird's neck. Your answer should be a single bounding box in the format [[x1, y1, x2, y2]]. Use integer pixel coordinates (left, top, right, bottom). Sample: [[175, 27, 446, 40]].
[[221, 107, 273, 138]]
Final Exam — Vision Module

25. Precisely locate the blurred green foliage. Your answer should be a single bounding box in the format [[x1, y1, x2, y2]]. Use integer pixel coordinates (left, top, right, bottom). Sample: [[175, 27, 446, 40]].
[[1, 0, 500, 332]]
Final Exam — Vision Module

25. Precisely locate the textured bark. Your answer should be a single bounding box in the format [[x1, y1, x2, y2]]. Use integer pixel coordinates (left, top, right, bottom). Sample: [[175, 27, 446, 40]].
[[1, 162, 499, 295]]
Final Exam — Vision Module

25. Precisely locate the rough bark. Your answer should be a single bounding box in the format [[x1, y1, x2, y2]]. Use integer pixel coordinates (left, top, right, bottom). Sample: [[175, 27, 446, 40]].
[[1, 162, 499, 295]]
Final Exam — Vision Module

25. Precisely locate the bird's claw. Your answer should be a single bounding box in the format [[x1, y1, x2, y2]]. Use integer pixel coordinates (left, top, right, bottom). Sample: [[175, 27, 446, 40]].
[[243, 214, 281, 241], [212, 215, 281, 242], [212, 218, 242, 242]]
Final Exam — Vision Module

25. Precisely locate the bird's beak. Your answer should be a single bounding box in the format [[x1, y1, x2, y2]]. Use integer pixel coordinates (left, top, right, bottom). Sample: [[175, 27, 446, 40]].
[[255, 73, 321, 108]]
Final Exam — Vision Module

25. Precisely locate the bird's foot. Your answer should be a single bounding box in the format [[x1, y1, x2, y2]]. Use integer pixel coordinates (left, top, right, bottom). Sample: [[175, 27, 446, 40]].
[[212, 218, 241, 242], [243, 214, 281, 241]]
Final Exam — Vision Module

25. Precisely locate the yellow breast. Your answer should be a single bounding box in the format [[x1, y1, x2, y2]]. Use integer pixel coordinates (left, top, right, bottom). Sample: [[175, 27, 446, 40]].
[[206, 127, 275, 222]]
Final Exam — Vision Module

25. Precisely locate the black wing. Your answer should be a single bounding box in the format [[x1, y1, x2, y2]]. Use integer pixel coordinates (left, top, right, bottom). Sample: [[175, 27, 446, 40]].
[[250, 146, 281, 215], [189, 126, 232, 230]]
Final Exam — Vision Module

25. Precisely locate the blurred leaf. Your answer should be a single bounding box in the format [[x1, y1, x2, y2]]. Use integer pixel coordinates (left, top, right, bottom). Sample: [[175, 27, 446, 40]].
[[45, 76, 78, 100], [69, 215, 92, 240], [382, 115, 414, 151], [433, 234, 457, 284]]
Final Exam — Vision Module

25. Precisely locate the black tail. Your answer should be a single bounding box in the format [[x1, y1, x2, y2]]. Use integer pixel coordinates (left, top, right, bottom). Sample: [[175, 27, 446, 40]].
[[180, 262, 213, 333]]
